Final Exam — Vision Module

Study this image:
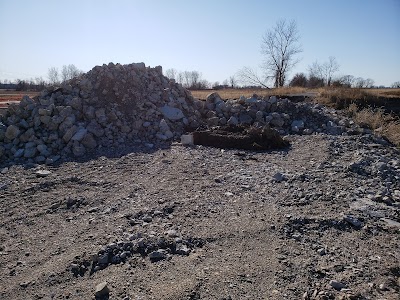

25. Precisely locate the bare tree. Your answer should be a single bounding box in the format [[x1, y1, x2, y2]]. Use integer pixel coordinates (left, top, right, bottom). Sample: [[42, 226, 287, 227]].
[[165, 68, 177, 80], [175, 70, 205, 89], [176, 72, 184, 85], [353, 77, 374, 88], [197, 79, 210, 89], [364, 78, 375, 88], [61, 64, 82, 82], [167, 69, 209, 89], [354, 77, 366, 88], [34, 77, 46, 90], [61, 65, 69, 82], [339, 75, 355, 87], [68, 64, 81, 79], [190, 71, 201, 88], [48, 67, 59, 85], [183, 71, 192, 88], [261, 19, 302, 87], [324, 56, 340, 86], [237, 66, 269, 88], [308, 61, 324, 81], [308, 57, 339, 86], [392, 81, 400, 88], [229, 76, 237, 88]]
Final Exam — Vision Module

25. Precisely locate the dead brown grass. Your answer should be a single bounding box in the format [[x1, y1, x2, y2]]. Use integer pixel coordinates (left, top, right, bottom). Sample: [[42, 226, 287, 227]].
[[191, 87, 400, 102], [347, 103, 400, 147], [190, 87, 315, 100], [316, 88, 378, 109], [367, 88, 400, 98], [317, 88, 400, 147]]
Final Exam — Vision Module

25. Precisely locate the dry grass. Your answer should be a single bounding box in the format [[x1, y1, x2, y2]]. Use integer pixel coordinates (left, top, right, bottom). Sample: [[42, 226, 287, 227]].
[[315, 88, 400, 147], [191, 87, 400, 102], [317, 87, 400, 106], [190, 87, 315, 100], [316, 88, 377, 109], [348, 103, 400, 147], [367, 88, 400, 98]]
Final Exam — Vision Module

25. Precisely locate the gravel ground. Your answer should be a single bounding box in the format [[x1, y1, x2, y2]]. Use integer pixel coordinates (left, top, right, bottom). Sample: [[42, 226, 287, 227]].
[[0, 133, 399, 300]]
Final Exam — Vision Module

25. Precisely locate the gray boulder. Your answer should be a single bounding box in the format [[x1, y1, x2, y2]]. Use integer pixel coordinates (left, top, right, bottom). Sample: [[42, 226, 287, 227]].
[[81, 133, 97, 149], [5, 125, 20, 140], [291, 120, 305, 129], [227, 116, 238, 126], [159, 119, 170, 133], [270, 113, 285, 127], [63, 125, 78, 143], [239, 113, 253, 124], [94, 282, 110, 298], [14, 149, 24, 158], [72, 142, 86, 157], [71, 128, 88, 142], [19, 128, 35, 143], [37, 144, 51, 157], [160, 105, 184, 121], [24, 146, 37, 158], [87, 120, 104, 137], [291, 120, 305, 132], [70, 97, 82, 111]]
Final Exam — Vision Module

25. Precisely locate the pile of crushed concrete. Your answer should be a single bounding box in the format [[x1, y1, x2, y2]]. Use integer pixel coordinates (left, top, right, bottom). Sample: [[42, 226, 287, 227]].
[[200, 92, 364, 136], [0, 63, 203, 163], [0, 62, 375, 164]]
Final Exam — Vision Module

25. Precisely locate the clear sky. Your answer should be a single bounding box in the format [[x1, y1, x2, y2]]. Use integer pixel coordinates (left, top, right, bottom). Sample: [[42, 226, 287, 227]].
[[0, 0, 399, 87]]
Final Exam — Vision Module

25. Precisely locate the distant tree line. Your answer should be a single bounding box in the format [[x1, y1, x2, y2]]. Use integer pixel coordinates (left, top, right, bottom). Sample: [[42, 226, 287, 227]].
[[164, 69, 209, 89], [392, 81, 400, 88], [164, 68, 238, 90], [48, 64, 83, 85], [1, 60, 398, 92], [289, 72, 375, 88], [0, 78, 46, 91], [0, 64, 83, 91]]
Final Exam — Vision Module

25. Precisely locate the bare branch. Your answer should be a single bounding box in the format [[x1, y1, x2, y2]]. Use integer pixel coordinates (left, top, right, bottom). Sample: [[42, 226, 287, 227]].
[[261, 19, 302, 87], [164, 68, 177, 80], [308, 57, 340, 86], [47, 67, 59, 85], [229, 75, 237, 88], [237, 66, 270, 88]]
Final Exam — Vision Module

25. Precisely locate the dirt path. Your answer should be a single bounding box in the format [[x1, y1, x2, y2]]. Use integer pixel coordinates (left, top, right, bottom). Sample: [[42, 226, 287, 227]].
[[0, 133, 399, 299]]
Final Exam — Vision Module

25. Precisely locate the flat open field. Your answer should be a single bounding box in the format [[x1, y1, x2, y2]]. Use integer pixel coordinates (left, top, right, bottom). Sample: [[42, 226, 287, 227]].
[[190, 88, 400, 100], [190, 87, 313, 100]]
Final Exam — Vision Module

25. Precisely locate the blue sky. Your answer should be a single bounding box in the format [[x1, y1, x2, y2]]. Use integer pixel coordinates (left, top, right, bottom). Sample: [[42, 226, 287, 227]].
[[0, 0, 399, 87]]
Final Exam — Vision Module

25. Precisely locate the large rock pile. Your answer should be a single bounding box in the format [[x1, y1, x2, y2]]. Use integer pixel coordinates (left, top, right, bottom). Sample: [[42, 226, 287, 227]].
[[0, 63, 202, 163], [0, 62, 376, 164]]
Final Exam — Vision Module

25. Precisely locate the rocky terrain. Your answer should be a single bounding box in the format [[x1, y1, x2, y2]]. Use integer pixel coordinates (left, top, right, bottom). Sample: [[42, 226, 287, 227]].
[[0, 63, 399, 299]]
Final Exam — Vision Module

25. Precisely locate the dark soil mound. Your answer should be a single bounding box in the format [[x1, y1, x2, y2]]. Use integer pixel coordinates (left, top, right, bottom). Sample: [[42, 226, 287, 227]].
[[192, 125, 289, 150]]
